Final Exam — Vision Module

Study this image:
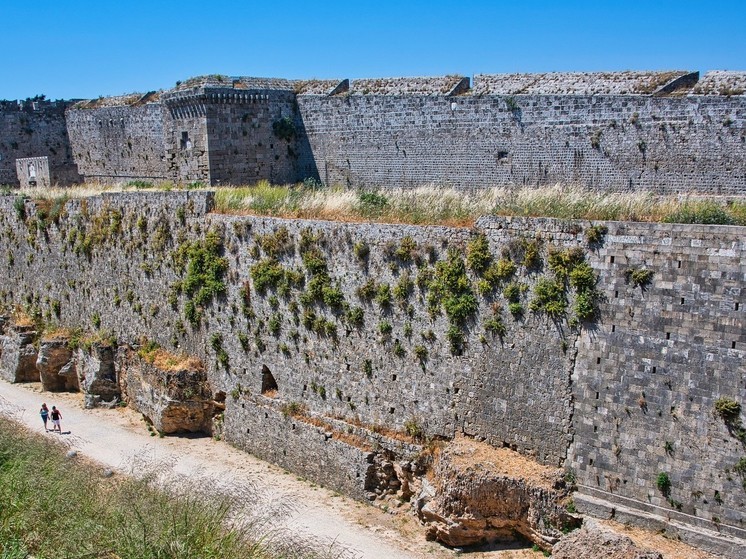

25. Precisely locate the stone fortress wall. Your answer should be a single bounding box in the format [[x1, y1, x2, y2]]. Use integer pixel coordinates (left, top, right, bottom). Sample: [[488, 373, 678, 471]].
[[2, 70, 745, 193], [0, 99, 80, 186], [65, 94, 168, 182], [0, 191, 744, 555]]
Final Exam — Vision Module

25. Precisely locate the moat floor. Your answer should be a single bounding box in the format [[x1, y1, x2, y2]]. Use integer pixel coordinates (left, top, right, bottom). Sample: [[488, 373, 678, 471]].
[[0, 380, 720, 559], [0, 380, 537, 559]]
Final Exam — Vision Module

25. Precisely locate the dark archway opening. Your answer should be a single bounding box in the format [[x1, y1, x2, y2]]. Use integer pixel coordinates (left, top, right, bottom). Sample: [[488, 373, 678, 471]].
[[261, 365, 278, 396]]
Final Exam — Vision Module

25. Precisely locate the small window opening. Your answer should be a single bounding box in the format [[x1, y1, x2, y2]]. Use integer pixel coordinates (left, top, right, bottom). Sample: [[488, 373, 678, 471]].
[[180, 131, 192, 150]]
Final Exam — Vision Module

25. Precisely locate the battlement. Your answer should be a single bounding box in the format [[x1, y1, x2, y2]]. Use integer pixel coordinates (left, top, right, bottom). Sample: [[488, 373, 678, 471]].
[[347, 75, 469, 96], [3, 70, 745, 192], [0, 98, 75, 114], [693, 70, 746, 95], [293, 79, 347, 95], [73, 91, 161, 109], [172, 75, 295, 92], [471, 70, 694, 96]]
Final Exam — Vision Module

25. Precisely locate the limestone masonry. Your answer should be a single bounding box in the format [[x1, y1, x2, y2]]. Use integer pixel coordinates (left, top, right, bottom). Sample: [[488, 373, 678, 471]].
[[0, 191, 744, 556], [1, 70, 745, 192]]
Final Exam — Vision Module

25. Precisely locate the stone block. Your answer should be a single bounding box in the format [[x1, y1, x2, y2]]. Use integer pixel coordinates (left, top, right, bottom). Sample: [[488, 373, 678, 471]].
[[119, 346, 214, 434], [75, 343, 120, 408], [0, 324, 39, 383], [36, 337, 78, 391]]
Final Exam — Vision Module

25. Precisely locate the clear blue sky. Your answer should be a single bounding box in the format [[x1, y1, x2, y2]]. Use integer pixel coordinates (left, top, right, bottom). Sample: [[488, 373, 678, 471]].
[[2, 0, 744, 100]]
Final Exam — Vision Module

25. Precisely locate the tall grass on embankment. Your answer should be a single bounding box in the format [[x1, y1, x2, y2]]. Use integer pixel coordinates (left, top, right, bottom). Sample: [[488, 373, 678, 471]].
[[212, 183, 746, 226], [7, 180, 746, 227], [0, 421, 332, 559]]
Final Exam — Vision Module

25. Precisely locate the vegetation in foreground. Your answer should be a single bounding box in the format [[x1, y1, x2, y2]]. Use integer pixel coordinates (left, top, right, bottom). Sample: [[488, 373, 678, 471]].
[[5, 180, 746, 227], [0, 421, 334, 559]]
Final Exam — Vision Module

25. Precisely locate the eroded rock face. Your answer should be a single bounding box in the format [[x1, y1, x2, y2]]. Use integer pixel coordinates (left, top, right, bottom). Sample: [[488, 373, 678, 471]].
[[0, 324, 39, 383], [37, 338, 78, 391], [552, 519, 663, 559], [119, 347, 214, 434], [76, 343, 120, 408], [416, 438, 579, 549], [362, 450, 428, 503]]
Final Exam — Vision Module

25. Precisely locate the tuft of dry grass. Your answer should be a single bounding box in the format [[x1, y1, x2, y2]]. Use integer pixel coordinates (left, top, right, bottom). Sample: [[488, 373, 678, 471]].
[[149, 348, 204, 372], [9, 306, 34, 327], [137, 337, 204, 372]]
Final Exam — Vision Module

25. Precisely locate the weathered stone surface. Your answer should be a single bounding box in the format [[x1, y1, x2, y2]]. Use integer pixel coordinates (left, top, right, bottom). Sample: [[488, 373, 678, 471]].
[[0, 193, 745, 556], [119, 346, 214, 434], [11, 71, 743, 193], [552, 519, 662, 559], [76, 343, 120, 408], [0, 99, 80, 187], [36, 337, 78, 391], [224, 393, 425, 501], [416, 438, 579, 549], [0, 324, 39, 383]]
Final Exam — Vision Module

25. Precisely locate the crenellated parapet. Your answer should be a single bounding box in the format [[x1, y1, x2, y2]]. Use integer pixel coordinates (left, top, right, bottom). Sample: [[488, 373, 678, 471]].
[[4, 70, 746, 192]]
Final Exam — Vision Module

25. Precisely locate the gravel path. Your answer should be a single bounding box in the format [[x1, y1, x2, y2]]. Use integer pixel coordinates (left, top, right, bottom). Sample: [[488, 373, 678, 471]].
[[0, 380, 531, 559]]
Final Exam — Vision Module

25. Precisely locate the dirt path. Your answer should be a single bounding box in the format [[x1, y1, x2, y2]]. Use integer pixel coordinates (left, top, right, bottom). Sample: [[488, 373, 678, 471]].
[[0, 380, 536, 559]]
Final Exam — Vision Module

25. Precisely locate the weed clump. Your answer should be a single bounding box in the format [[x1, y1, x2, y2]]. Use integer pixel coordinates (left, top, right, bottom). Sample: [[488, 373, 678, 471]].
[[172, 228, 228, 325]]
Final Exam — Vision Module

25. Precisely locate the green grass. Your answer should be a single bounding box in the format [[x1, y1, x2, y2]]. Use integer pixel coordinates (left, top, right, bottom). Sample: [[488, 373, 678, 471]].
[[0, 421, 332, 559]]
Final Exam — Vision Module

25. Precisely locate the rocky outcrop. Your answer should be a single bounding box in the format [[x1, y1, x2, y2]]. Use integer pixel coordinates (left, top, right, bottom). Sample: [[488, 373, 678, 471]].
[[119, 346, 214, 434], [0, 324, 39, 383], [552, 519, 663, 559], [76, 342, 120, 408], [416, 438, 579, 549], [36, 337, 78, 391]]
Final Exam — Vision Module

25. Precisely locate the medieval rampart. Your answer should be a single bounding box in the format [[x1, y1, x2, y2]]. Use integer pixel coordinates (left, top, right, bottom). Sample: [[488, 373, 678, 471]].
[[296, 92, 745, 192], [6, 70, 744, 193], [65, 101, 167, 182], [0, 192, 744, 554], [0, 99, 80, 187]]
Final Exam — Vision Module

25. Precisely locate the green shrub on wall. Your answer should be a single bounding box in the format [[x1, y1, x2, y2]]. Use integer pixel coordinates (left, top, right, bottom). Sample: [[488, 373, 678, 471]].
[[272, 117, 296, 141], [172, 228, 228, 325]]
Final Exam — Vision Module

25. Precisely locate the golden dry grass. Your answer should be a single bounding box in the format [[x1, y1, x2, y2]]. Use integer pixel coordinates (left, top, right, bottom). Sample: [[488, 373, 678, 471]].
[[10, 181, 746, 226], [149, 348, 204, 372]]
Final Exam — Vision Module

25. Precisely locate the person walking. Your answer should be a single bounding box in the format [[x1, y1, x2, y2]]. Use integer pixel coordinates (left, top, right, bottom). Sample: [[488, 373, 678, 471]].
[[50, 405, 62, 434], [40, 403, 50, 431]]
